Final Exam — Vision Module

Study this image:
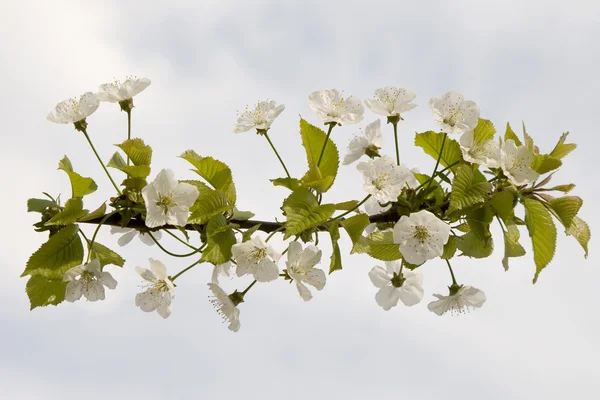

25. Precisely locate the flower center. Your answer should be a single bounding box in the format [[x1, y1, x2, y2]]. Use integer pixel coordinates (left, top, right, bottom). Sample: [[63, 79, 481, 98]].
[[154, 280, 170, 293], [373, 173, 390, 190], [365, 144, 381, 159], [289, 264, 307, 276], [156, 192, 175, 215], [390, 272, 405, 288], [413, 225, 430, 244], [249, 246, 267, 263], [443, 115, 457, 127]]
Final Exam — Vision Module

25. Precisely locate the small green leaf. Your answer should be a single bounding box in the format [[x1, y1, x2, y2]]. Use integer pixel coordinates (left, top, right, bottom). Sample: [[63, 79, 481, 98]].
[[473, 118, 496, 143], [90, 242, 125, 267], [107, 152, 151, 178], [58, 156, 97, 198], [466, 204, 494, 239], [202, 214, 236, 265], [490, 191, 515, 222], [547, 184, 576, 193], [77, 202, 107, 222], [548, 196, 582, 229], [26, 275, 67, 310], [505, 122, 522, 146], [502, 223, 526, 271], [457, 232, 494, 258], [448, 164, 491, 214], [271, 177, 301, 191], [522, 122, 535, 152], [352, 231, 402, 261], [188, 190, 232, 224], [299, 119, 339, 193], [532, 155, 562, 175], [27, 198, 57, 213], [341, 213, 371, 246], [116, 138, 152, 166], [566, 216, 590, 258], [442, 235, 458, 259], [232, 210, 255, 221], [328, 222, 342, 274], [300, 164, 335, 193], [22, 224, 84, 279], [242, 224, 262, 242], [180, 150, 236, 206], [414, 131, 462, 171], [550, 132, 576, 160], [524, 198, 557, 284], [107, 152, 127, 169], [45, 198, 88, 226], [282, 188, 335, 239], [122, 177, 148, 191], [334, 200, 360, 211]]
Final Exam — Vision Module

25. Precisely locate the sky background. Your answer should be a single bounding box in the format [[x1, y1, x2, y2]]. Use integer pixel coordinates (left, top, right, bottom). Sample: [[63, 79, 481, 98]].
[[1, 0, 599, 399]]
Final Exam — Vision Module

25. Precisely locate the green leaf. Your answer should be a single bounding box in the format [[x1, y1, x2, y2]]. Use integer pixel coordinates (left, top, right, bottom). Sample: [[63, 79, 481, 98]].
[[466, 204, 494, 239], [202, 214, 236, 265], [116, 138, 152, 166], [22, 224, 84, 279], [505, 122, 522, 146], [180, 150, 236, 206], [457, 232, 494, 258], [90, 242, 125, 267], [282, 188, 335, 239], [27, 198, 57, 213], [566, 216, 590, 258], [490, 191, 515, 222], [414, 131, 462, 171], [107, 152, 127, 169], [334, 200, 360, 211], [548, 196, 582, 229], [524, 198, 557, 284], [328, 222, 342, 274], [341, 213, 371, 246], [442, 235, 459, 259], [299, 119, 339, 193], [180, 180, 214, 200], [242, 224, 262, 242], [188, 190, 232, 224], [547, 184, 576, 193], [532, 155, 562, 175], [58, 156, 97, 198], [448, 164, 491, 214], [502, 223, 526, 271], [107, 152, 151, 178], [473, 118, 496, 143], [550, 132, 576, 160], [271, 177, 301, 191], [352, 231, 402, 261], [122, 177, 148, 191], [78, 203, 107, 222], [26, 275, 67, 310], [522, 122, 535, 152], [232, 209, 255, 221], [45, 198, 88, 226]]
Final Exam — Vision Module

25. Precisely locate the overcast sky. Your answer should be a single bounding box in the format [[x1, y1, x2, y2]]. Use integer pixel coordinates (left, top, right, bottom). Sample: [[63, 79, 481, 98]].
[[1, 1, 599, 399]]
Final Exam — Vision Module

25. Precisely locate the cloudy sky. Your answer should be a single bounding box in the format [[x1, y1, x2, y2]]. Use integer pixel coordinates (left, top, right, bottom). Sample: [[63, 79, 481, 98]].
[[2, 0, 599, 399]]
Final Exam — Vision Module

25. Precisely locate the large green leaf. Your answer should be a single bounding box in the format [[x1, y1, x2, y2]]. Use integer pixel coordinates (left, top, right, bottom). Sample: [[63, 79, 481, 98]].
[[414, 131, 462, 171], [282, 188, 335, 239], [342, 213, 371, 246], [90, 242, 125, 267], [352, 231, 402, 261], [502, 223, 526, 271], [473, 118, 496, 143], [116, 138, 152, 166], [180, 150, 236, 206], [448, 164, 491, 214], [188, 190, 232, 224], [442, 235, 459, 260], [532, 155, 562, 175], [457, 232, 494, 258], [490, 191, 515, 222], [548, 196, 582, 229], [22, 224, 84, 279], [58, 156, 97, 198], [566, 216, 590, 258], [45, 198, 88, 226], [299, 118, 339, 193], [550, 132, 576, 160], [202, 214, 236, 265], [505, 122, 522, 146], [26, 275, 67, 310], [524, 198, 557, 284]]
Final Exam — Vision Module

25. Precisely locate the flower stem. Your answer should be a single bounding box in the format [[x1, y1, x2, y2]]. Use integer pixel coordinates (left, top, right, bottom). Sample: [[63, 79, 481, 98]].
[[85, 209, 121, 262], [163, 229, 200, 251], [392, 121, 400, 165], [317, 123, 335, 167], [126, 109, 132, 166], [263, 131, 291, 178], [241, 279, 257, 295], [328, 194, 371, 223], [415, 160, 459, 191], [81, 128, 122, 195], [424, 132, 447, 193], [171, 259, 203, 281], [265, 225, 286, 242], [148, 232, 206, 257], [445, 259, 458, 285]]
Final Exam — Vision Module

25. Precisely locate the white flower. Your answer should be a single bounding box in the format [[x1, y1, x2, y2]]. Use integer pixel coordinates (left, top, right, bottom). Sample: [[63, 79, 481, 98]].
[[500, 139, 540, 185], [233, 100, 285, 133], [368, 261, 424, 310], [135, 258, 175, 319], [63, 259, 117, 302], [357, 155, 415, 203], [429, 91, 480, 136], [459, 129, 501, 167], [308, 89, 364, 125], [208, 283, 241, 332], [211, 261, 232, 284], [364, 87, 417, 118], [96, 76, 151, 103], [231, 236, 281, 282], [393, 210, 451, 265], [142, 169, 199, 228], [110, 226, 161, 246], [285, 242, 326, 301], [427, 285, 486, 315], [47, 92, 100, 124], [343, 119, 383, 165]]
